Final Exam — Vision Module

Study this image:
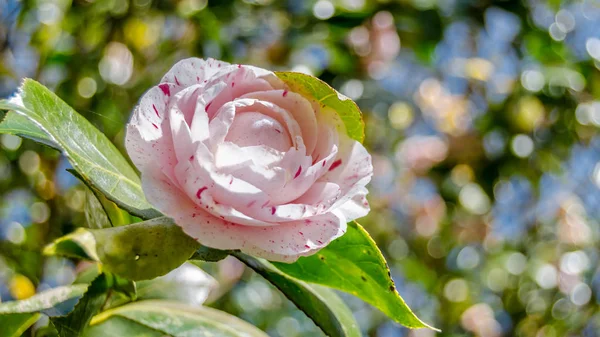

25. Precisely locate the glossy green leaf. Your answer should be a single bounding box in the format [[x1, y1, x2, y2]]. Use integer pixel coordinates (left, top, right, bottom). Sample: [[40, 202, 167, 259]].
[[44, 218, 200, 281], [51, 274, 110, 337], [84, 187, 114, 229], [275, 71, 365, 143], [0, 313, 41, 337], [69, 169, 132, 228], [0, 284, 88, 317], [273, 222, 437, 330], [235, 253, 361, 337], [190, 245, 230, 262], [43, 228, 99, 261], [87, 300, 269, 337], [84, 316, 164, 337], [0, 80, 160, 219], [0, 110, 58, 149]]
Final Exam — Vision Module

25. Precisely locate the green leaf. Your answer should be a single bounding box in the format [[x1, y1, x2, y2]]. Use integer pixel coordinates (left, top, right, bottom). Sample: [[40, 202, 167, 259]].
[[51, 274, 110, 337], [44, 218, 201, 281], [86, 300, 269, 337], [0, 313, 41, 337], [84, 186, 115, 229], [235, 253, 361, 337], [111, 274, 137, 301], [190, 245, 230, 262], [69, 169, 132, 228], [0, 79, 160, 219], [0, 110, 58, 149], [273, 222, 437, 331], [43, 228, 99, 261], [0, 284, 88, 317], [275, 71, 365, 143], [92, 218, 200, 280], [84, 316, 164, 337]]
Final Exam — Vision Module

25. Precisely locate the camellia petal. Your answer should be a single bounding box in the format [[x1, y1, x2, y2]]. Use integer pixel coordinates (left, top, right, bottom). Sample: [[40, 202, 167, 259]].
[[126, 57, 372, 262]]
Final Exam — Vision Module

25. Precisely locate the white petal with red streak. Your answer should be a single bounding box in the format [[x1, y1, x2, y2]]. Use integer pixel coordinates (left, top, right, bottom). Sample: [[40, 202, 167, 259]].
[[126, 85, 177, 173], [176, 205, 348, 262], [161, 58, 233, 89]]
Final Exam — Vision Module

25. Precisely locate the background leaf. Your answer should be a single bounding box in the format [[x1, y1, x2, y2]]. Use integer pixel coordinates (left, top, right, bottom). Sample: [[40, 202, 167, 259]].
[[235, 253, 361, 337], [275, 71, 365, 143], [86, 300, 269, 337], [273, 222, 436, 330], [0, 80, 160, 219], [0, 284, 88, 317], [0, 313, 41, 337]]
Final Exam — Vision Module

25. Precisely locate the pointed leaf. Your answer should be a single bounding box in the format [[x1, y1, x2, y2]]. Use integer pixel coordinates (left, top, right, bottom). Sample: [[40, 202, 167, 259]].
[[0, 80, 160, 219], [235, 253, 361, 337], [51, 274, 110, 337], [0, 110, 58, 149], [0, 284, 88, 317], [43, 228, 99, 261], [84, 186, 115, 229], [87, 300, 269, 337], [0, 313, 41, 337], [273, 222, 437, 330], [275, 71, 364, 142], [68, 169, 132, 228]]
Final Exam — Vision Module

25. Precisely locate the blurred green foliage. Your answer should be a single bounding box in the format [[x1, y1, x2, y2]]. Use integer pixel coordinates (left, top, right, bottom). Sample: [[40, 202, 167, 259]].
[[1, 0, 599, 336]]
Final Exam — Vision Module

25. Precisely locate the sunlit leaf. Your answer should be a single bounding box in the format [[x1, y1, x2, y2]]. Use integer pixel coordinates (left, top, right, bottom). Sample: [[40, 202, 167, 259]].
[[275, 71, 365, 143], [0, 284, 88, 317], [44, 228, 99, 261], [86, 300, 269, 337], [0, 110, 58, 149], [273, 222, 437, 330], [235, 253, 361, 337], [0, 80, 160, 219]]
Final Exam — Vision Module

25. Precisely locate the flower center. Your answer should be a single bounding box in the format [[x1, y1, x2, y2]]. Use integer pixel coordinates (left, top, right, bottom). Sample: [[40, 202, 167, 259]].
[[225, 112, 292, 152]]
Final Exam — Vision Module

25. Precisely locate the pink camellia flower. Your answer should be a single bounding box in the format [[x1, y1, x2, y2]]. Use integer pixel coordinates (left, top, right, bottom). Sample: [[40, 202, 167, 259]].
[[125, 58, 372, 262]]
